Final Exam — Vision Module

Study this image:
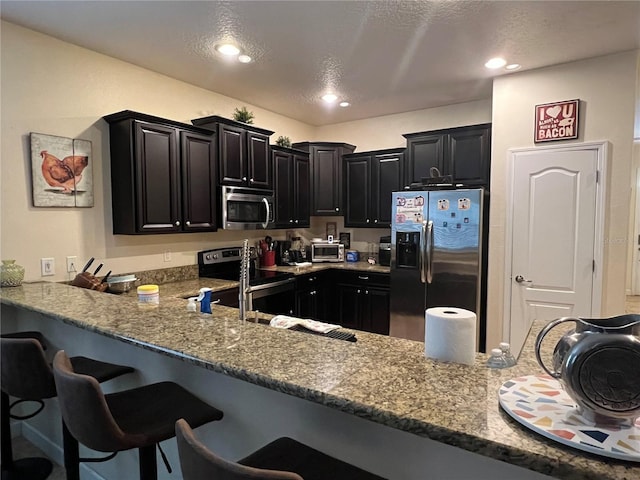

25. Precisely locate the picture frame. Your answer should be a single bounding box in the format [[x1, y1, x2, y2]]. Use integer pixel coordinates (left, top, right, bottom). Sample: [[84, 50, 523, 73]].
[[534, 99, 579, 143], [30, 132, 94, 207], [339, 232, 351, 249]]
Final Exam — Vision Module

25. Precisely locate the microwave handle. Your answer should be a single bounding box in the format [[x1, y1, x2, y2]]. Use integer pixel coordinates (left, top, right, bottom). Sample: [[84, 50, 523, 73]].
[[262, 197, 270, 229]]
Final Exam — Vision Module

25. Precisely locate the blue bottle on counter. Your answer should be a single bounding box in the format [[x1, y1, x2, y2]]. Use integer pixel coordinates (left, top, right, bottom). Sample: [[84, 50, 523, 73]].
[[197, 288, 213, 314]]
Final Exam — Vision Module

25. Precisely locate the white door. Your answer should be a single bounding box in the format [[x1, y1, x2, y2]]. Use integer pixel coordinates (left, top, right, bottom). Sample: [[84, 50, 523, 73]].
[[507, 144, 603, 356]]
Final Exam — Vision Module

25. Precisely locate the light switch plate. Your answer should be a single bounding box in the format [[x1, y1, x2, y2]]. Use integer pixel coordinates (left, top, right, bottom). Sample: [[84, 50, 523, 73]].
[[41, 257, 55, 276]]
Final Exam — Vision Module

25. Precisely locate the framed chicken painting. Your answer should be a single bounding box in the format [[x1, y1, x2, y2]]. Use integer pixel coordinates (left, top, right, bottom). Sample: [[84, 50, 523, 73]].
[[30, 133, 93, 207]]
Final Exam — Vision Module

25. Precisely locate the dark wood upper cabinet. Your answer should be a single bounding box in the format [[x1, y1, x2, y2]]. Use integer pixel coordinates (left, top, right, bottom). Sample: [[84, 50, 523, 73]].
[[292, 142, 356, 216], [403, 123, 491, 188], [271, 145, 310, 228], [343, 148, 404, 228], [104, 110, 217, 234], [191, 115, 274, 189]]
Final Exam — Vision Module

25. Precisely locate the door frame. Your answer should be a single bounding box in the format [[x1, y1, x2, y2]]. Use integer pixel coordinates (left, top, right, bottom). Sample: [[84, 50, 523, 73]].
[[502, 141, 608, 342], [633, 162, 640, 295]]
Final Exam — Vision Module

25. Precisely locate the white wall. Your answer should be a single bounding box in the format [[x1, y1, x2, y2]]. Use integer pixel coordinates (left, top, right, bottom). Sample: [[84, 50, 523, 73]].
[[0, 21, 314, 282], [488, 51, 638, 349]]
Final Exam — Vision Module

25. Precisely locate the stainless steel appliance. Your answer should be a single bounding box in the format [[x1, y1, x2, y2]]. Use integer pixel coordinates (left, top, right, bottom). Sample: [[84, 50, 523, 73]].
[[198, 246, 295, 315], [310, 242, 344, 263], [390, 188, 485, 349], [378, 236, 391, 266], [221, 186, 274, 230]]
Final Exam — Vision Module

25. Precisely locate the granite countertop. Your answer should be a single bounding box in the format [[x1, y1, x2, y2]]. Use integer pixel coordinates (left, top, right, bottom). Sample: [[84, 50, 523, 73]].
[[1, 281, 637, 480]]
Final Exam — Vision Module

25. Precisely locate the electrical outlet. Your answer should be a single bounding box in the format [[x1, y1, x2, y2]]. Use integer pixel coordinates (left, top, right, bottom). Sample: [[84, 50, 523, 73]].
[[164, 251, 172, 262], [66, 256, 78, 273], [41, 257, 55, 276]]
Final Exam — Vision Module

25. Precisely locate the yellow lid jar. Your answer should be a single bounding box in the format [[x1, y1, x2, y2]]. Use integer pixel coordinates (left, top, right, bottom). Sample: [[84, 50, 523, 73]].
[[137, 284, 159, 305]]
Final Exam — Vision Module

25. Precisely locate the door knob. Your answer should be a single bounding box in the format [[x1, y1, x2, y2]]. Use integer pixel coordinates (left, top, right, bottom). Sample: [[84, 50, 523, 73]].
[[515, 275, 532, 283]]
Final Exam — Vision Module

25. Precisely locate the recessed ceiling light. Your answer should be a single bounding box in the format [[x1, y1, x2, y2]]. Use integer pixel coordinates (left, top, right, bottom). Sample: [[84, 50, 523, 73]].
[[216, 44, 241, 56], [321, 93, 338, 103], [238, 54, 252, 64], [485, 57, 507, 69], [505, 63, 521, 71], [339, 101, 350, 107]]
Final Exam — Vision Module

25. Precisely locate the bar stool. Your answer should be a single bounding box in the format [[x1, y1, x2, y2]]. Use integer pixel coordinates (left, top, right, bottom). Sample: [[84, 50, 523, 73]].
[[175, 418, 387, 480], [1, 335, 134, 480], [52, 350, 224, 480]]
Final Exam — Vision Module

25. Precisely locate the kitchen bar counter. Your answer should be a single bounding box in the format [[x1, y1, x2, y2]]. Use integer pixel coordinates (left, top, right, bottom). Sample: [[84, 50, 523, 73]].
[[1, 282, 637, 480]]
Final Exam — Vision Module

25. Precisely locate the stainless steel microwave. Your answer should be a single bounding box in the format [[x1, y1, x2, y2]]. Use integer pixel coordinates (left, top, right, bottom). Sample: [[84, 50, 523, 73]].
[[221, 186, 274, 230], [311, 242, 345, 263]]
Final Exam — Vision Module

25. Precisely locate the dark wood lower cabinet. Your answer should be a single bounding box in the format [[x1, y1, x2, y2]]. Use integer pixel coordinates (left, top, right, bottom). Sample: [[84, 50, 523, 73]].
[[295, 271, 329, 321], [336, 284, 390, 335]]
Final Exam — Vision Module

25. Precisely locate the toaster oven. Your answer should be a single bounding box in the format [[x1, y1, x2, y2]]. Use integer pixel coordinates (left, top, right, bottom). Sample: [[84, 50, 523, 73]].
[[311, 242, 345, 263]]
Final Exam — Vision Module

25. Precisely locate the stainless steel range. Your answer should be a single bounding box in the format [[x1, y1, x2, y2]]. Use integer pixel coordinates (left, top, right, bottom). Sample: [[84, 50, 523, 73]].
[[197, 247, 295, 316]]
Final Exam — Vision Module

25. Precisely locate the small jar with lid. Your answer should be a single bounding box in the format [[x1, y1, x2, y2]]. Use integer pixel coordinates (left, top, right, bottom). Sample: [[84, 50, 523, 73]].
[[137, 284, 159, 306]]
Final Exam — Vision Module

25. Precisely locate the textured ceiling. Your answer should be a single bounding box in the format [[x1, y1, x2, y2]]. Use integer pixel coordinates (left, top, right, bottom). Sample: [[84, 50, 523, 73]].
[[1, 1, 639, 126]]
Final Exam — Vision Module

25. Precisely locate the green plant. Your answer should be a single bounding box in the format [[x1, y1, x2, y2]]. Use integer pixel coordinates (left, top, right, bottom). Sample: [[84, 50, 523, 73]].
[[232, 106, 254, 124], [275, 136, 291, 148]]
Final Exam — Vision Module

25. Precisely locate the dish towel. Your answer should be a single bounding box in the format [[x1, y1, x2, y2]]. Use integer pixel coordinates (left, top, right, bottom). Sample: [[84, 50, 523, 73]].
[[270, 315, 341, 333]]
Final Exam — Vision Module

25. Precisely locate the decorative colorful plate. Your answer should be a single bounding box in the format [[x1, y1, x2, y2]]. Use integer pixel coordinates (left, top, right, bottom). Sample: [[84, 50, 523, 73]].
[[499, 374, 640, 462]]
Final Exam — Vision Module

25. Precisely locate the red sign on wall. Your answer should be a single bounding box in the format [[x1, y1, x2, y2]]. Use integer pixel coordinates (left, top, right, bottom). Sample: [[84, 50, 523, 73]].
[[534, 99, 579, 143]]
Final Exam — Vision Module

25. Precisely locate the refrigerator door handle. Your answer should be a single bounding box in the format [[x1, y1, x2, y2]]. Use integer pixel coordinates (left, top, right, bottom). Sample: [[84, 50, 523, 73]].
[[420, 220, 427, 283], [426, 220, 434, 284]]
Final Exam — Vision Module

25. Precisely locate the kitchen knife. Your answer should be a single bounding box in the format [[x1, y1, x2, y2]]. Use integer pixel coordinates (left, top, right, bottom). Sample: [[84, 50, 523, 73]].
[[81, 257, 95, 273], [93, 264, 103, 275], [101, 271, 111, 283]]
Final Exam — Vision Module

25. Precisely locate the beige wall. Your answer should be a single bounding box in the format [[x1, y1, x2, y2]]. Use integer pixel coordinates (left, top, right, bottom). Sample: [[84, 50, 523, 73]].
[[2, 22, 636, 346], [0, 21, 315, 282], [488, 51, 638, 349]]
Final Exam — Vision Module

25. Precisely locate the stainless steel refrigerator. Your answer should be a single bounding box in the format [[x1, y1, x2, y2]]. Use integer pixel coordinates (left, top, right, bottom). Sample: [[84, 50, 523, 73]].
[[390, 188, 486, 349]]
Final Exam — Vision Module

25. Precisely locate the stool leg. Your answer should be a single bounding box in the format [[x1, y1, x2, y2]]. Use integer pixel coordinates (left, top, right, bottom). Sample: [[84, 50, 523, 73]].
[[1, 391, 15, 470], [62, 421, 80, 480], [138, 445, 157, 480], [1, 391, 53, 480]]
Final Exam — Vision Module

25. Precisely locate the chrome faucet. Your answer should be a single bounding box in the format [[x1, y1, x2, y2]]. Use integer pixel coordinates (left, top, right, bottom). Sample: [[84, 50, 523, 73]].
[[239, 239, 251, 321]]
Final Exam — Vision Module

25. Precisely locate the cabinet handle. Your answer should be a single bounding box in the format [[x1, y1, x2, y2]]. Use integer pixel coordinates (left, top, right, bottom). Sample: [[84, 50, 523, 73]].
[[308, 277, 315, 282], [243, 176, 247, 181], [358, 276, 369, 280], [374, 219, 378, 223], [289, 219, 294, 223], [365, 290, 369, 295], [366, 219, 370, 223], [186, 221, 191, 226], [357, 289, 361, 294], [335, 207, 339, 212], [311, 290, 316, 295], [175, 221, 180, 226], [250, 178, 254, 182], [294, 220, 299, 224]]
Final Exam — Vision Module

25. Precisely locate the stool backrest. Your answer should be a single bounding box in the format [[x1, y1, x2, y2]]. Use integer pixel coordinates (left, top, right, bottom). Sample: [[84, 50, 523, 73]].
[[175, 419, 303, 480], [0, 338, 56, 400], [52, 350, 141, 453]]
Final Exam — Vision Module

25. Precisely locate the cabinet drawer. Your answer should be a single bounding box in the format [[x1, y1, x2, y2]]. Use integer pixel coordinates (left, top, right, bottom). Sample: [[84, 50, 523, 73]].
[[211, 287, 239, 307], [339, 270, 389, 287]]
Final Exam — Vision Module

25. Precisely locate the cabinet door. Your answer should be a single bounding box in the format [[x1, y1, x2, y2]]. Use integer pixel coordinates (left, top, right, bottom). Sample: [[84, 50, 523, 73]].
[[180, 131, 217, 232], [363, 287, 390, 335], [273, 150, 293, 227], [405, 134, 445, 187], [448, 126, 491, 186], [336, 284, 361, 330], [248, 132, 271, 189], [343, 155, 370, 227], [219, 124, 246, 186], [134, 122, 181, 233], [293, 154, 310, 227], [371, 152, 403, 227], [311, 147, 341, 215]]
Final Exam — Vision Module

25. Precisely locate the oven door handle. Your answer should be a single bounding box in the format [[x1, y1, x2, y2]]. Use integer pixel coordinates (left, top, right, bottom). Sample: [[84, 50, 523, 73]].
[[246, 277, 295, 292], [262, 197, 270, 229]]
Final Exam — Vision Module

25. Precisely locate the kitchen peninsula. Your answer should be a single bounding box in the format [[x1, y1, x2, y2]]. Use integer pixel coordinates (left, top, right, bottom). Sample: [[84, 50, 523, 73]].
[[1, 281, 637, 480]]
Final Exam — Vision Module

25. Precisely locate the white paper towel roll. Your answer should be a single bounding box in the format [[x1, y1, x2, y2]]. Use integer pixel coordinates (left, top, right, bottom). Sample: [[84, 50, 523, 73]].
[[424, 307, 476, 366]]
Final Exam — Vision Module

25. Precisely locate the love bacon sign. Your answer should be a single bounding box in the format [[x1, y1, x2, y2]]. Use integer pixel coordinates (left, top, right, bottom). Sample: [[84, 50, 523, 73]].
[[534, 99, 579, 143]]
